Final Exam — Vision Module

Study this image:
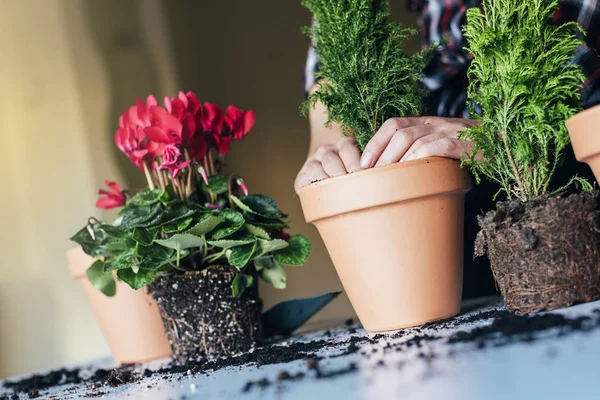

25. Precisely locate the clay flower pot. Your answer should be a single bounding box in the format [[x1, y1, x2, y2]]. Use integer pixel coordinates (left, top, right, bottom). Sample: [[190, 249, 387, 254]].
[[147, 265, 261, 363], [66, 247, 172, 363], [566, 104, 600, 181], [298, 157, 471, 331]]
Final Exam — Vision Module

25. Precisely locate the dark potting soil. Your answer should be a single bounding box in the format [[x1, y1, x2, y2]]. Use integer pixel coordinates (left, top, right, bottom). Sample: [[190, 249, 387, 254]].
[[147, 265, 262, 364], [4, 306, 600, 397], [0, 365, 140, 398], [476, 191, 600, 313]]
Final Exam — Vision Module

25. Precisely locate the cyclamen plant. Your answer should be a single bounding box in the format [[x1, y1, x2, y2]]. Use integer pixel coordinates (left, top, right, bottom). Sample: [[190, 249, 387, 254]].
[[71, 91, 311, 297]]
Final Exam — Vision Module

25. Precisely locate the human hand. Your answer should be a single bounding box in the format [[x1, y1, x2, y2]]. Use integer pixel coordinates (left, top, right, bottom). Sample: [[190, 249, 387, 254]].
[[359, 117, 479, 168], [294, 137, 362, 192]]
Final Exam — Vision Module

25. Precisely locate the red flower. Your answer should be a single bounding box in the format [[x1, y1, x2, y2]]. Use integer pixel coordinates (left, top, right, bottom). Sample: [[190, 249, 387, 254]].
[[211, 105, 255, 154], [159, 144, 181, 169], [96, 180, 125, 209], [224, 105, 256, 140], [115, 95, 162, 168], [145, 93, 208, 161], [170, 159, 192, 179]]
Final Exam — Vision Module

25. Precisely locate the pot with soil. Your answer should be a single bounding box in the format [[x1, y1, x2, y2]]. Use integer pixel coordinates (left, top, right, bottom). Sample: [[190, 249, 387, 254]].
[[299, 158, 471, 331], [70, 91, 311, 364], [475, 193, 600, 313], [66, 246, 172, 363], [148, 266, 261, 363], [460, 0, 600, 312], [566, 104, 600, 182]]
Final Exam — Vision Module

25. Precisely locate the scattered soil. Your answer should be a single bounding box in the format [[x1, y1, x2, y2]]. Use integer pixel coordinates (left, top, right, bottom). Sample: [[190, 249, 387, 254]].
[[1, 365, 140, 398], [476, 192, 600, 313], [3, 304, 600, 398], [147, 265, 262, 363], [448, 309, 599, 347]]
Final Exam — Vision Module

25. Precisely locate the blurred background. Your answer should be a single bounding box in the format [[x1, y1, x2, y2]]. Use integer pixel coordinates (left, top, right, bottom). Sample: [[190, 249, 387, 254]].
[[0, 0, 419, 378]]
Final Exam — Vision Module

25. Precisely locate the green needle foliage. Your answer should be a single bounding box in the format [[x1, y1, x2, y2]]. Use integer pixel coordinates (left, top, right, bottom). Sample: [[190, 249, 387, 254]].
[[301, 0, 428, 152], [460, 0, 589, 201]]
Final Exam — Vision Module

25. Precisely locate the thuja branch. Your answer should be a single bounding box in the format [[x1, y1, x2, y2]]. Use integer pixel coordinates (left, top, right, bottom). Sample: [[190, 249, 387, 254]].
[[460, 0, 586, 200], [301, 0, 429, 152]]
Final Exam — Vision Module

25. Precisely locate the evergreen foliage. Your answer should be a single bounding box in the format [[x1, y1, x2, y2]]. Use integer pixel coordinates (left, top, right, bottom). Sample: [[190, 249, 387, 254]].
[[301, 0, 428, 151], [461, 0, 589, 201]]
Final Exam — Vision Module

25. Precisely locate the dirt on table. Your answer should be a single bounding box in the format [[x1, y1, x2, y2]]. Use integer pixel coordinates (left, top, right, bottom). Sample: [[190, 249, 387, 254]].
[[147, 265, 262, 364], [3, 303, 600, 398], [475, 191, 600, 313]]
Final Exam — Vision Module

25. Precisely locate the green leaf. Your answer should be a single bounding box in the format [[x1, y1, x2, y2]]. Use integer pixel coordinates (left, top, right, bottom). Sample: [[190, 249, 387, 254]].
[[274, 235, 311, 266], [209, 210, 245, 240], [132, 228, 158, 246], [206, 175, 228, 194], [86, 260, 116, 297], [162, 217, 194, 234], [120, 203, 162, 229], [244, 224, 271, 240], [230, 195, 253, 213], [228, 242, 257, 269], [104, 238, 129, 251], [104, 248, 137, 273], [259, 257, 287, 289], [97, 224, 126, 238], [208, 231, 256, 249], [186, 214, 225, 236], [117, 268, 158, 290], [231, 274, 254, 298], [158, 204, 199, 227], [244, 214, 288, 229], [155, 233, 204, 252], [258, 238, 289, 255], [237, 195, 285, 218], [70, 225, 107, 257], [139, 244, 175, 271], [129, 189, 164, 206]]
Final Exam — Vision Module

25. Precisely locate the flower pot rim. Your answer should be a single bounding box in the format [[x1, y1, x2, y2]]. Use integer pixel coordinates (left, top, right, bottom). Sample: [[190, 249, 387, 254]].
[[565, 103, 600, 129], [297, 156, 450, 195], [298, 156, 471, 223]]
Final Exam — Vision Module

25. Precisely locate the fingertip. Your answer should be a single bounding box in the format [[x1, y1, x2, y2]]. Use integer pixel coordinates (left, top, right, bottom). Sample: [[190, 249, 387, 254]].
[[360, 151, 373, 169]]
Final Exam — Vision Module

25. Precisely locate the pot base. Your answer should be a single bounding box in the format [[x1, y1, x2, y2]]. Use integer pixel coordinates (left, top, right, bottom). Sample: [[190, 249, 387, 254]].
[[366, 308, 461, 332], [477, 191, 600, 314]]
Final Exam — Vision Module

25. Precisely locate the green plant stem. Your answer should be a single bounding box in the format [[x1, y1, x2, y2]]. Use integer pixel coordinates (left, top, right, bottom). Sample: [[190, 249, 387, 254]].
[[143, 160, 156, 190]]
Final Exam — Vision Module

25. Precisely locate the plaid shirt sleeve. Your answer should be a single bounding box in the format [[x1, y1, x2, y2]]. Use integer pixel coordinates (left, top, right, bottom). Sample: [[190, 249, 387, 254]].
[[305, 0, 600, 117]]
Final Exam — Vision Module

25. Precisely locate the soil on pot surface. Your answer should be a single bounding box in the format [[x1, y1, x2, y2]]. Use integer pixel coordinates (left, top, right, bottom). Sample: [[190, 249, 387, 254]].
[[147, 265, 262, 364], [476, 191, 600, 313]]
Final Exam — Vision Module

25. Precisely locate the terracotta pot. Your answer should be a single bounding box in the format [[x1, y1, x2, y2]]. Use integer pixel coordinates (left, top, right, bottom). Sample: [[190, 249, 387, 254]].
[[566, 104, 600, 181], [298, 157, 471, 332], [66, 247, 172, 363]]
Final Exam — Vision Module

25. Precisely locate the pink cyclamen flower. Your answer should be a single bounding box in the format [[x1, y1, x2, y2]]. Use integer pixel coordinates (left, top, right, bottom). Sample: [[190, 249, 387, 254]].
[[224, 105, 256, 140], [159, 144, 181, 169], [115, 95, 163, 169], [170, 160, 192, 179], [96, 180, 125, 209]]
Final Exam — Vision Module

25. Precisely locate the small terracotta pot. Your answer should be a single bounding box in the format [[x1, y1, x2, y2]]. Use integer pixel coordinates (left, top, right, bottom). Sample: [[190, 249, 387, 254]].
[[66, 247, 172, 363], [298, 157, 471, 332], [566, 104, 600, 181]]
